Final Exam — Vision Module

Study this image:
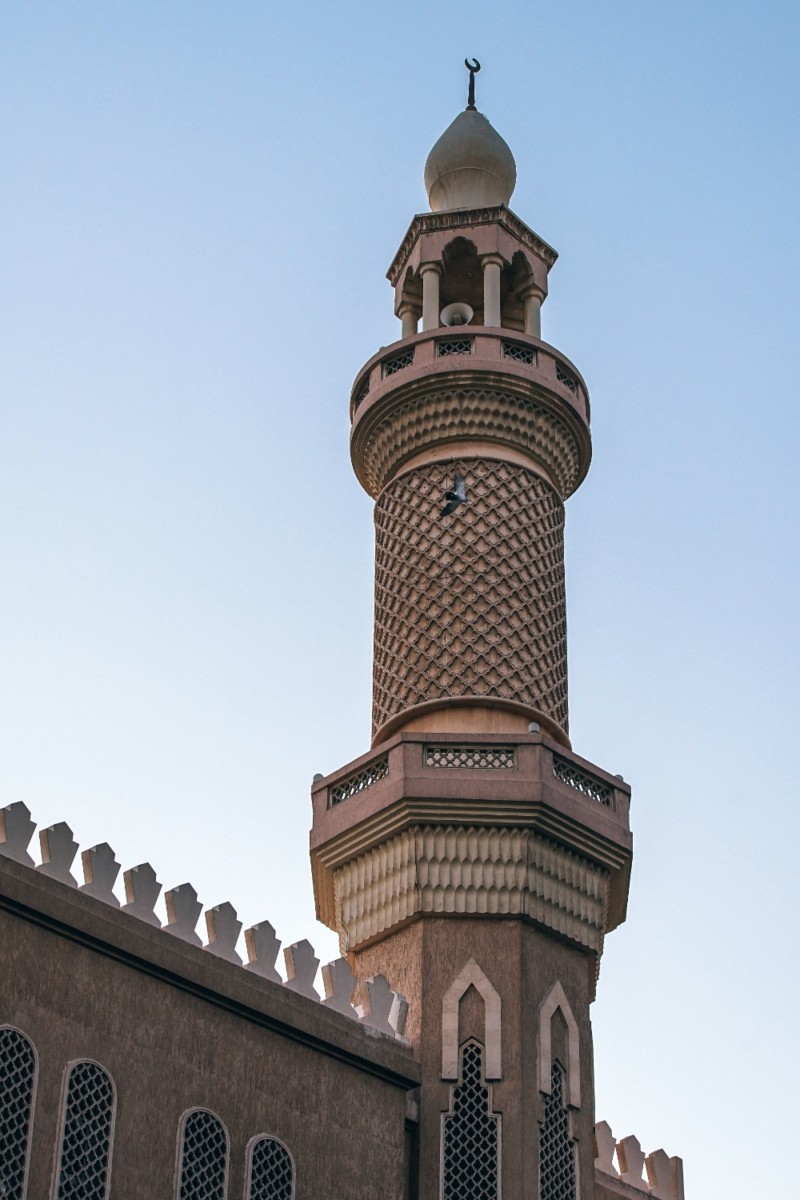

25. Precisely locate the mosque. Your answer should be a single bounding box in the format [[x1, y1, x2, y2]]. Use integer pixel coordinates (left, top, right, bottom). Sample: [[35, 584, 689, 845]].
[[0, 68, 685, 1200]]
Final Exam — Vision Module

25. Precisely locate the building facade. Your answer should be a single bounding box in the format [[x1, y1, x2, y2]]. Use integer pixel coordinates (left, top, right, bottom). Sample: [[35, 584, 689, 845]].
[[0, 75, 684, 1200]]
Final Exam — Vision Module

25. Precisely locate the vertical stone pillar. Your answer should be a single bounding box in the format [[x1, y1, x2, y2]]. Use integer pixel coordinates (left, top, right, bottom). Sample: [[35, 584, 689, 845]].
[[481, 254, 504, 327], [522, 285, 544, 338], [398, 301, 419, 339], [420, 262, 443, 331]]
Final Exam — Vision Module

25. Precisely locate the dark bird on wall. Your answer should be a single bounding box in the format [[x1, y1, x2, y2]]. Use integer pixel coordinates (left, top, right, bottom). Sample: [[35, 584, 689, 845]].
[[441, 471, 468, 516]]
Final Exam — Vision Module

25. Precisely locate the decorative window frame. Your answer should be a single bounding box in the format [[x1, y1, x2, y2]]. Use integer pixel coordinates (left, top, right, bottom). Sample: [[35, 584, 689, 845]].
[[441, 958, 502, 1081], [244, 1133, 296, 1200], [0, 1023, 38, 1200], [439, 1038, 502, 1200], [52, 1057, 117, 1200], [175, 1106, 230, 1200], [538, 982, 580, 1108]]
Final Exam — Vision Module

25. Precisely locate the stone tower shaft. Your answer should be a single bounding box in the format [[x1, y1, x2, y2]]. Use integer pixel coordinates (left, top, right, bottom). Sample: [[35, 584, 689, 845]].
[[311, 91, 633, 1200]]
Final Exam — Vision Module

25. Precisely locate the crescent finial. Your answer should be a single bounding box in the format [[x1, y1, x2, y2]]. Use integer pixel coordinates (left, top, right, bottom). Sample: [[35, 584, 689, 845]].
[[464, 58, 481, 110]]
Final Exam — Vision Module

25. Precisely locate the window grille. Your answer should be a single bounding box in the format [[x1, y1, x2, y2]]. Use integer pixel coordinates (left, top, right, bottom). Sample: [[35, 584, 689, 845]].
[[382, 348, 414, 377], [329, 756, 389, 806], [539, 1062, 576, 1200], [442, 1041, 499, 1200], [0, 1026, 36, 1200], [555, 364, 577, 395], [424, 745, 515, 770], [436, 338, 473, 357], [177, 1110, 228, 1200], [55, 1061, 115, 1200], [552, 756, 612, 806], [502, 340, 537, 365], [248, 1137, 294, 1200]]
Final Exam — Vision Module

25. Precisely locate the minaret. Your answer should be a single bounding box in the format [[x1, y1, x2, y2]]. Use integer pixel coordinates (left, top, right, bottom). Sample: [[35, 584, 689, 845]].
[[311, 66, 632, 1200]]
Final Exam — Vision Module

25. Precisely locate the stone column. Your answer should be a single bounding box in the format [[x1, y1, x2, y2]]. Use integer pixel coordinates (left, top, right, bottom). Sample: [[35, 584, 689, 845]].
[[420, 262, 443, 332], [481, 255, 505, 327], [521, 286, 544, 338], [398, 302, 419, 339]]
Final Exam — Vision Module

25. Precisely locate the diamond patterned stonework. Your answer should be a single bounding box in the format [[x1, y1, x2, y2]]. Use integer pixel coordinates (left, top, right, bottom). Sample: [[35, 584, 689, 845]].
[[56, 1061, 115, 1200], [0, 1027, 36, 1200], [540, 1062, 576, 1200], [372, 459, 567, 740], [248, 1137, 294, 1200], [178, 1110, 228, 1200], [442, 1040, 499, 1200]]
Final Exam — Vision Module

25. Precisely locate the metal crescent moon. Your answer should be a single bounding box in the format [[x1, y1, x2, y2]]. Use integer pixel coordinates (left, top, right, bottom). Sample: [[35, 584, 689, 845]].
[[464, 58, 481, 73]]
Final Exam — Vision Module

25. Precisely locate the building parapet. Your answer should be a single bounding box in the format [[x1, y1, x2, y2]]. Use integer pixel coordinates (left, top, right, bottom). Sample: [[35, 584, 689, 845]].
[[0, 801, 410, 1046], [594, 1120, 685, 1200]]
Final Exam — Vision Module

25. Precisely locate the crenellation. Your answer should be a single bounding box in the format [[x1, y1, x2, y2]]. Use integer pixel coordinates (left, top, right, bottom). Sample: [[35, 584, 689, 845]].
[[594, 1121, 684, 1200], [37, 822, 79, 886], [204, 902, 243, 964], [80, 843, 121, 906], [0, 800, 36, 865], [0, 801, 411, 1042], [122, 862, 162, 926]]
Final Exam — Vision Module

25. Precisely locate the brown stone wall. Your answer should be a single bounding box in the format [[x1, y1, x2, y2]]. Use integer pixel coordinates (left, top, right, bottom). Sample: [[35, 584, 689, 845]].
[[372, 459, 568, 740], [0, 859, 417, 1199]]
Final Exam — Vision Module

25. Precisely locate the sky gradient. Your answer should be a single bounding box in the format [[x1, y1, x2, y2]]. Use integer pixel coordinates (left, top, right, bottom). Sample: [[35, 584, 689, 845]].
[[1, 4, 798, 1196]]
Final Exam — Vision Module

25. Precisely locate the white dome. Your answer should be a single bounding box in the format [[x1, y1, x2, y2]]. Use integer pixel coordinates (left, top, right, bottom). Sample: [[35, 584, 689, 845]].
[[424, 109, 516, 212]]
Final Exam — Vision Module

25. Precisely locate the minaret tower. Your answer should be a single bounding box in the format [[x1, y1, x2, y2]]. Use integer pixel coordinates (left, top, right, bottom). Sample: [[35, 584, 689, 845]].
[[311, 65, 632, 1200]]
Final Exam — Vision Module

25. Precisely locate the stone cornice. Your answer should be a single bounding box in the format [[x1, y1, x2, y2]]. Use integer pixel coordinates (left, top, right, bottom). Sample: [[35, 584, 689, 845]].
[[387, 206, 558, 286]]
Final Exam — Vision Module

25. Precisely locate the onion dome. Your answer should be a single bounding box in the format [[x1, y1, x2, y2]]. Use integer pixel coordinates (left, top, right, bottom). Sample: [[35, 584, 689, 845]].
[[424, 109, 517, 212]]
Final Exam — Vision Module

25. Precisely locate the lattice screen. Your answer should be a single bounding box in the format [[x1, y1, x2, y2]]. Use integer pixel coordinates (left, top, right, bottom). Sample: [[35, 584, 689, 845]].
[[248, 1136, 294, 1199], [442, 1040, 499, 1200], [178, 1110, 228, 1200], [0, 1026, 36, 1200], [539, 1062, 576, 1200], [55, 1060, 115, 1200]]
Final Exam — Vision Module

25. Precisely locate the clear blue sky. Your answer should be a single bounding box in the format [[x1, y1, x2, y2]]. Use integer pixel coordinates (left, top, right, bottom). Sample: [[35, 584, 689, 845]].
[[1, 4, 798, 1196]]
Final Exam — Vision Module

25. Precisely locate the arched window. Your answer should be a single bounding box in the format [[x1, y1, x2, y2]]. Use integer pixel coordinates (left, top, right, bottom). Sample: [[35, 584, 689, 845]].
[[539, 1061, 576, 1200], [246, 1136, 294, 1200], [177, 1109, 228, 1200], [0, 1025, 37, 1200], [442, 1040, 500, 1200], [55, 1060, 115, 1200]]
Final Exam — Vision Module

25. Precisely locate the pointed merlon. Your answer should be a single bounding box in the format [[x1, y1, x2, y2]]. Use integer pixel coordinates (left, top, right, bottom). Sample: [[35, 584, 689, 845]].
[[593, 1120, 618, 1176], [204, 902, 243, 965], [37, 823, 79, 887], [283, 940, 320, 1000], [321, 957, 358, 1018], [244, 922, 282, 982], [0, 802, 36, 866], [79, 843, 121, 907], [646, 1149, 685, 1200], [616, 1135, 647, 1189], [164, 883, 203, 946], [357, 974, 398, 1036], [122, 863, 162, 927]]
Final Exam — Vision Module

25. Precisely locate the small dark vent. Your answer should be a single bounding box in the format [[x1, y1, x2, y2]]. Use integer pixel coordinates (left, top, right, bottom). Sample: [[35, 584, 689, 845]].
[[553, 756, 612, 806], [437, 338, 474, 357], [248, 1137, 294, 1200], [556, 363, 577, 394], [502, 340, 537, 365], [178, 1110, 228, 1200], [425, 745, 515, 770], [382, 348, 415, 377], [56, 1061, 115, 1200], [329, 757, 389, 806]]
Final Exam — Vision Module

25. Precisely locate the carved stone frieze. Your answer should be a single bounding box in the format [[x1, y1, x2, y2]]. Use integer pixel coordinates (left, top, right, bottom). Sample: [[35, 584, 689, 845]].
[[334, 825, 610, 955]]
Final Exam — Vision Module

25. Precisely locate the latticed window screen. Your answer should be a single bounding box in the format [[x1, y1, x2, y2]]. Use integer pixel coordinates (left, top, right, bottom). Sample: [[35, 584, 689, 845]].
[[248, 1137, 294, 1200], [0, 1026, 36, 1200], [442, 1040, 499, 1200], [177, 1109, 228, 1200], [539, 1062, 576, 1200], [55, 1060, 115, 1200]]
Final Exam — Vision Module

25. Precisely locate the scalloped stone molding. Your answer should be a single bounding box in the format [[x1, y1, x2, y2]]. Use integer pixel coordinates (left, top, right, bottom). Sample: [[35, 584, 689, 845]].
[[334, 825, 610, 955]]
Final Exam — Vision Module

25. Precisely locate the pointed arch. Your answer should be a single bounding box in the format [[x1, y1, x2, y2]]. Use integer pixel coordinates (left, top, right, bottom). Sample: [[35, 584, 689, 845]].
[[441, 958, 502, 1080], [538, 981, 580, 1107]]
